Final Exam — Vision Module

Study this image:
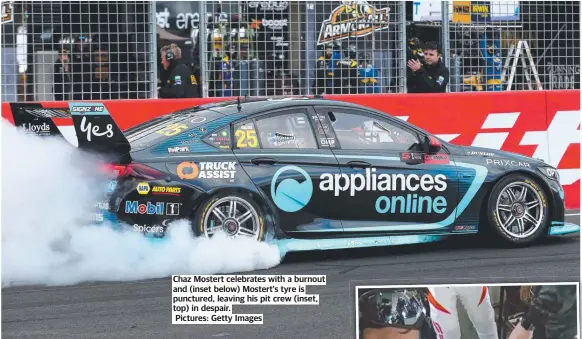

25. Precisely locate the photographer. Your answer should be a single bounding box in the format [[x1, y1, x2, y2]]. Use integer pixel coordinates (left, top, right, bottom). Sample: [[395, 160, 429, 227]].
[[159, 44, 199, 98], [509, 285, 577, 339], [407, 41, 449, 93]]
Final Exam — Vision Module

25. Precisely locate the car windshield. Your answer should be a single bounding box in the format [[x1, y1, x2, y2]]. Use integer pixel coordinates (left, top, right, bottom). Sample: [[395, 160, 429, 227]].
[[124, 107, 223, 149]]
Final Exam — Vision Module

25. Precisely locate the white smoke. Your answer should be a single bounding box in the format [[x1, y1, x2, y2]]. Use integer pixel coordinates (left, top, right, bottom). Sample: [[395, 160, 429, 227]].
[[1, 121, 281, 287]]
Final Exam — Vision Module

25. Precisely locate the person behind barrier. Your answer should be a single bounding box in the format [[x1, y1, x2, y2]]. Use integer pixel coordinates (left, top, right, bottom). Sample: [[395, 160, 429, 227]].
[[71, 35, 92, 100], [53, 48, 71, 101], [509, 285, 578, 339], [218, 44, 235, 97], [407, 41, 449, 93], [479, 31, 503, 91], [334, 44, 359, 94], [358, 52, 381, 94], [159, 44, 199, 98], [359, 288, 436, 339], [314, 42, 338, 95]]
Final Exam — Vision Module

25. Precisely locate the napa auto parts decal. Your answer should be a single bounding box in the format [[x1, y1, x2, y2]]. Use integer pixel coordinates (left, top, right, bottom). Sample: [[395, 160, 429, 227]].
[[1, 90, 579, 209], [317, 0, 391, 45]]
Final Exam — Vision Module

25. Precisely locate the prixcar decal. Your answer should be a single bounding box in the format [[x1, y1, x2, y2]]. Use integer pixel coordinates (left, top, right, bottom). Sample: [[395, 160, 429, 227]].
[[153, 114, 245, 154], [271, 166, 314, 213]]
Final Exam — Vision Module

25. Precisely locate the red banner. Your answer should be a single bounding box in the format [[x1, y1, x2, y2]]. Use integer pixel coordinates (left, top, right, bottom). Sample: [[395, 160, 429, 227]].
[[2, 90, 580, 208]]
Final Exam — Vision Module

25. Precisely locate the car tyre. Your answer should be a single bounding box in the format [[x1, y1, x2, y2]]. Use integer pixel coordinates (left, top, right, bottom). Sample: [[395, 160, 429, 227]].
[[486, 174, 549, 246], [193, 192, 267, 241]]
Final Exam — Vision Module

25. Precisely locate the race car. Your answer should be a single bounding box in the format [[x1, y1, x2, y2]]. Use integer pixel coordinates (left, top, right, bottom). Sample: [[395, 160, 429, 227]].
[[7, 97, 579, 253]]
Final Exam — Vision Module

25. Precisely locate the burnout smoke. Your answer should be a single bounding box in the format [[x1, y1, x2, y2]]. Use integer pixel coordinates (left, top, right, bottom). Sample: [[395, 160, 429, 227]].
[[1, 122, 281, 287]]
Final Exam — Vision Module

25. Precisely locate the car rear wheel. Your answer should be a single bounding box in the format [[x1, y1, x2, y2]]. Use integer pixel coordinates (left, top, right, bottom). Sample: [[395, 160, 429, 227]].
[[487, 174, 549, 245], [194, 193, 265, 241]]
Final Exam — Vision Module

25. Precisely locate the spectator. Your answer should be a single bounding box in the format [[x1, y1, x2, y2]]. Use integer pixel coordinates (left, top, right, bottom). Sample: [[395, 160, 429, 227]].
[[53, 49, 71, 101], [407, 41, 449, 93], [71, 35, 92, 100], [509, 285, 578, 339], [158, 44, 200, 98], [479, 31, 503, 91]]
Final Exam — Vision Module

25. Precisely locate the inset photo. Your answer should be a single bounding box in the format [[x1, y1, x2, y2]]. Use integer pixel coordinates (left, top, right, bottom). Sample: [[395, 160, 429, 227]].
[[356, 283, 579, 339]]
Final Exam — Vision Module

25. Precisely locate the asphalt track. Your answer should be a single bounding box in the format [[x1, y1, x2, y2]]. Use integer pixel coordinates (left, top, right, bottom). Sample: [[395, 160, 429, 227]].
[[3, 212, 580, 339]]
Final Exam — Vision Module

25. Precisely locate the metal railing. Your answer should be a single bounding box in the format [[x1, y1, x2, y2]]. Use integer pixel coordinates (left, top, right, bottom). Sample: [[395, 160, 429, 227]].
[[1, 1, 579, 102], [1, 1, 156, 102]]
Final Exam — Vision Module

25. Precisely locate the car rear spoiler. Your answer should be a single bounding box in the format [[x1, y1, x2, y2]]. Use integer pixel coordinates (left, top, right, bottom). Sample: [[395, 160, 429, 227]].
[[7, 102, 132, 164]]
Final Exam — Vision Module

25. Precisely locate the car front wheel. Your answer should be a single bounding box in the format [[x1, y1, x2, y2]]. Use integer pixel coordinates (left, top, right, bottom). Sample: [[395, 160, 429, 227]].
[[486, 174, 549, 245]]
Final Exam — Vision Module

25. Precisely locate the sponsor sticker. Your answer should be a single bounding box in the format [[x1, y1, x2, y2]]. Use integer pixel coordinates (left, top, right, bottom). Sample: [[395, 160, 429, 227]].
[[466, 151, 495, 157], [174, 75, 182, 85], [125, 201, 165, 215], [168, 146, 190, 153], [268, 132, 297, 147], [166, 203, 181, 216], [320, 138, 336, 147], [94, 201, 110, 210], [133, 224, 165, 234], [136, 182, 151, 195], [176, 161, 236, 181], [485, 158, 531, 168], [454, 225, 477, 231], [21, 122, 51, 135], [272, 165, 450, 215], [151, 186, 182, 196], [424, 154, 450, 164], [400, 152, 424, 163]]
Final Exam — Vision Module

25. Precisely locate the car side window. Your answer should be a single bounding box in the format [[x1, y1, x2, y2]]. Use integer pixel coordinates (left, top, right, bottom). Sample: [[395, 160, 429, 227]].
[[202, 127, 231, 149], [330, 111, 419, 151], [233, 120, 260, 149], [255, 112, 318, 149]]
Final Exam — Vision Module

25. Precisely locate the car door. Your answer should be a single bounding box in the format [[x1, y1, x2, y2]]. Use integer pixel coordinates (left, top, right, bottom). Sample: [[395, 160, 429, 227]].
[[313, 106, 460, 234], [231, 107, 344, 236]]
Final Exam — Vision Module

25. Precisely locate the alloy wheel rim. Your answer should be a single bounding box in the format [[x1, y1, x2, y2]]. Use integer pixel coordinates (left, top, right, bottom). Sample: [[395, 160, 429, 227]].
[[495, 182, 544, 239], [202, 197, 261, 240]]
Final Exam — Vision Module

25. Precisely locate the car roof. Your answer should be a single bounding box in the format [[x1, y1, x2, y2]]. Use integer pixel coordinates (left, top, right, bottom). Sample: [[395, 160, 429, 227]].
[[202, 96, 374, 116]]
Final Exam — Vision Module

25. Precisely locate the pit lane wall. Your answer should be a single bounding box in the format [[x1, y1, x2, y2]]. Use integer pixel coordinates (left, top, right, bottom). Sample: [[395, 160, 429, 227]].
[[2, 90, 580, 209]]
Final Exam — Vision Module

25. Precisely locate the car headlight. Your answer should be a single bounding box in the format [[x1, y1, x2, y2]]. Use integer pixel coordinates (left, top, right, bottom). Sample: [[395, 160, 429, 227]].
[[539, 167, 560, 182]]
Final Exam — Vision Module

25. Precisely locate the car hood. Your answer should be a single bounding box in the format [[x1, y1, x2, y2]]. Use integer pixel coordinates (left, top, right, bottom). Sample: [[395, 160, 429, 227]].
[[461, 145, 548, 166]]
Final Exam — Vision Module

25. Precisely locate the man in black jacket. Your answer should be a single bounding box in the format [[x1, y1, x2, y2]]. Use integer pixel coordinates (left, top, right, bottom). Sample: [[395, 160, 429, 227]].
[[509, 285, 578, 339], [159, 44, 200, 98], [407, 41, 449, 93]]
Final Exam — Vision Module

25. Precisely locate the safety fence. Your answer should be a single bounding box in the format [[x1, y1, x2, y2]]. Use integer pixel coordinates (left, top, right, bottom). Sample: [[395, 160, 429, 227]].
[[1, 1, 579, 101], [1, 1, 156, 102], [2, 90, 580, 209]]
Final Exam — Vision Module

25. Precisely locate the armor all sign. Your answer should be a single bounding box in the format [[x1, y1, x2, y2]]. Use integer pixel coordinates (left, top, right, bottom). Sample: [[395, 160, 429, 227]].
[[317, 0, 392, 45]]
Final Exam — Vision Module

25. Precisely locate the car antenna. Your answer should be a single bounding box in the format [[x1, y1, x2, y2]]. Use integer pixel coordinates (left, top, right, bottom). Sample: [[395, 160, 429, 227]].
[[237, 96, 242, 112]]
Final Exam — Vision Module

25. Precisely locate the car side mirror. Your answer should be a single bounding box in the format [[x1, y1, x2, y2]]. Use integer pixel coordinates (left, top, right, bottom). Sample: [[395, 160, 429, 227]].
[[422, 135, 442, 154]]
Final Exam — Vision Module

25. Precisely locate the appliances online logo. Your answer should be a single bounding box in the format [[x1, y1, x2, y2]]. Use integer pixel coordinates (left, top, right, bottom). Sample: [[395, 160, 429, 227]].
[[270, 166, 448, 215]]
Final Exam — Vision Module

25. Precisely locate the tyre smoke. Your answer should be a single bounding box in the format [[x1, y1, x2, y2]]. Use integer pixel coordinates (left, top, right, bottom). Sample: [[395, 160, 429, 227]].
[[1, 121, 281, 287]]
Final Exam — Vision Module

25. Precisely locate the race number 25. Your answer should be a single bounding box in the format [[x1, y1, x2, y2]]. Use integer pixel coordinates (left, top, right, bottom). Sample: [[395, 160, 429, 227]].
[[157, 124, 188, 137], [235, 129, 258, 148]]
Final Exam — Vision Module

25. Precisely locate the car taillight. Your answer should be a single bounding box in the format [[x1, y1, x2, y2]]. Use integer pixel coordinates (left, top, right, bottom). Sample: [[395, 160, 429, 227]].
[[101, 163, 166, 180]]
